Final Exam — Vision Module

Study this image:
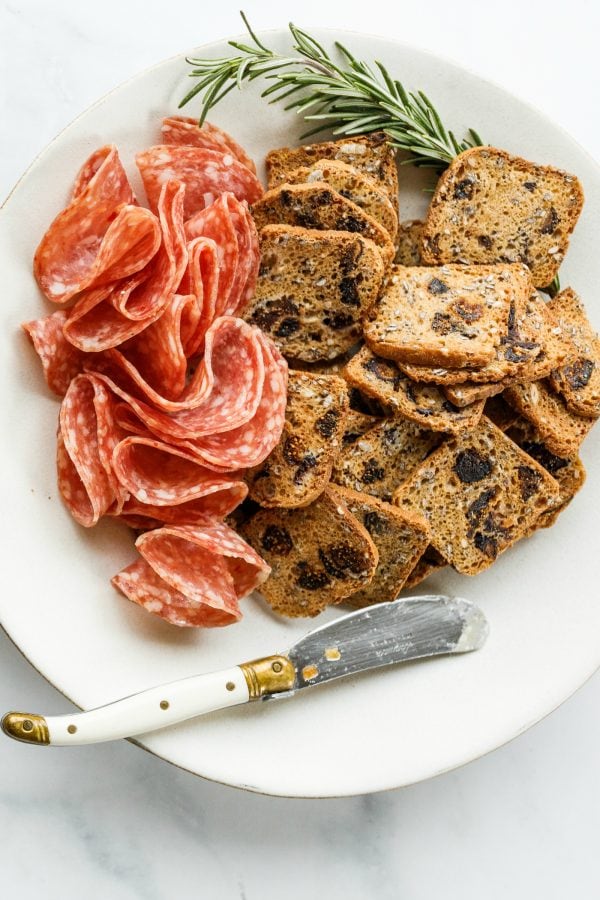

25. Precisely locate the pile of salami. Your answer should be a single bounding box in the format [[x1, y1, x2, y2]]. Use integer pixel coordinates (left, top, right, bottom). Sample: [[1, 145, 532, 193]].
[[23, 117, 287, 628]]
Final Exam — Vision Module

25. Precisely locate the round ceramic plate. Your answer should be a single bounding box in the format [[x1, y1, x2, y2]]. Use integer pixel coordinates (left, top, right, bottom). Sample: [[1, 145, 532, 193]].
[[1, 28, 599, 798]]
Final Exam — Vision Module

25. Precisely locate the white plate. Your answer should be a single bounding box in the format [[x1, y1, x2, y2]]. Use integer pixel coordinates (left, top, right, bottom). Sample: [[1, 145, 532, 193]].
[[1, 29, 599, 798]]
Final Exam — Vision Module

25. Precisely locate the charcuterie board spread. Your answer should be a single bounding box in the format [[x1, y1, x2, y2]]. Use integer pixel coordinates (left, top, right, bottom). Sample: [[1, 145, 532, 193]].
[[22, 22, 599, 630]]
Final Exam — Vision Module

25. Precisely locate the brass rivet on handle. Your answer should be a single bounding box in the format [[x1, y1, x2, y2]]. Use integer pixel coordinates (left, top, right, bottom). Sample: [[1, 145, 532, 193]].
[[271, 661, 283, 673], [159, 700, 169, 710], [226, 682, 236, 692], [22, 720, 34, 733], [67, 724, 77, 734]]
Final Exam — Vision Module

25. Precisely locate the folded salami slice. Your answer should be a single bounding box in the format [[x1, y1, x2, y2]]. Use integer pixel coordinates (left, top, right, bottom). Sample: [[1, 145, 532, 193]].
[[34, 146, 160, 304], [22, 310, 87, 396], [136, 145, 263, 219], [188, 331, 287, 469], [63, 180, 188, 351], [88, 316, 265, 434], [239, 200, 261, 309], [116, 484, 247, 527], [185, 194, 239, 317], [177, 237, 220, 356], [220, 195, 260, 317], [185, 193, 260, 321], [161, 116, 257, 174], [112, 435, 248, 510], [112, 520, 269, 627], [58, 374, 127, 526], [120, 294, 198, 401]]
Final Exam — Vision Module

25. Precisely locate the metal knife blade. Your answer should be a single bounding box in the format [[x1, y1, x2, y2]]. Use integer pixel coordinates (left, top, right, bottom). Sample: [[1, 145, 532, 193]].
[[0, 595, 488, 746], [270, 595, 488, 700]]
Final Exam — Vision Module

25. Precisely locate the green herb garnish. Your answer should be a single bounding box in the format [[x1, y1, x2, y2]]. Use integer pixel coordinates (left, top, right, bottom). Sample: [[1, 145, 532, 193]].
[[180, 12, 483, 172]]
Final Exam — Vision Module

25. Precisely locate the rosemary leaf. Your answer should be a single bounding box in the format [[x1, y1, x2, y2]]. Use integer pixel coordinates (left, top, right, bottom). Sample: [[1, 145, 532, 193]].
[[180, 12, 484, 170]]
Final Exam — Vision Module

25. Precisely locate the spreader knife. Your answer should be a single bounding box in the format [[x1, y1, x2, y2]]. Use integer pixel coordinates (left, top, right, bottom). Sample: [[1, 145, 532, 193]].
[[1, 595, 488, 747]]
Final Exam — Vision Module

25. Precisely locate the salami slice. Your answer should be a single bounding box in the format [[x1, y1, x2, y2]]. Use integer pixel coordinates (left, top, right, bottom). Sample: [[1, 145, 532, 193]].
[[177, 237, 220, 356], [185, 193, 259, 319], [34, 146, 160, 304], [88, 317, 264, 433], [63, 180, 188, 351], [136, 145, 263, 219], [188, 331, 288, 469], [58, 374, 126, 526], [116, 482, 247, 526], [22, 310, 86, 396], [185, 194, 239, 318], [112, 559, 240, 627], [240, 200, 261, 308], [112, 520, 270, 627], [112, 435, 248, 510], [120, 294, 198, 401], [161, 116, 258, 174], [222, 195, 260, 316]]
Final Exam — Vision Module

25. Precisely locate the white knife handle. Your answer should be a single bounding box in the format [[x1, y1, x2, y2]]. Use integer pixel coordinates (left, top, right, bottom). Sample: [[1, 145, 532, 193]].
[[1, 655, 295, 746]]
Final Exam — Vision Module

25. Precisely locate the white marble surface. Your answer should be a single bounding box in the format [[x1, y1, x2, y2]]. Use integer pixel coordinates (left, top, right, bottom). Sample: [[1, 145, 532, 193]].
[[1, 0, 599, 896]]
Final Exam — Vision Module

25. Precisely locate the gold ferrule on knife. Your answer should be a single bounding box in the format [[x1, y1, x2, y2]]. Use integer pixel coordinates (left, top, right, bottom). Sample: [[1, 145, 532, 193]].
[[1, 712, 50, 745], [240, 655, 296, 700]]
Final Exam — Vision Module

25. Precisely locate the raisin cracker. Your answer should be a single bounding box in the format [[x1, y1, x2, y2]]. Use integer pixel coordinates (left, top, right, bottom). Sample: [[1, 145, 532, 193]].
[[266, 132, 399, 211], [330, 485, 430, 607], [244, 225, 385, 362], [393, 417, 560, 575], [421, 146, 583, 288], [240, 487, 378, 617], [252, 182, 395, 264], [246, 371, 349, 508], [364, 263, 531, 368]]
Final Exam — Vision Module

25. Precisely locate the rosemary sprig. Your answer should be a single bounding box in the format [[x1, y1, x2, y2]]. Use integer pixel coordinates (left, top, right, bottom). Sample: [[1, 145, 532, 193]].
[[181, 12, 483, 171], [546, 274, 561, 298]]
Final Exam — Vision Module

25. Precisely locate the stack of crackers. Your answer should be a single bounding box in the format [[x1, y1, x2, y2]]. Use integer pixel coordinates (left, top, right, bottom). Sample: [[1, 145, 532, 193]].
[[240, 135, 598, 617]]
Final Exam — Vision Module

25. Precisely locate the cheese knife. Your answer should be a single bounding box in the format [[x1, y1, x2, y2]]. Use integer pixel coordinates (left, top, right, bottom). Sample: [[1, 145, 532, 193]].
[[1, 594, 488, 747]]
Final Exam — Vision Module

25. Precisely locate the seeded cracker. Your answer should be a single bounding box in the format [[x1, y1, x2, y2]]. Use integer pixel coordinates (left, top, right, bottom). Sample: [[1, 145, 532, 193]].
[[547, 288, 600, 418], [421, 146, 584, 288], [247, 371, 349, 508], [331, 416, 442, 501], [244, 225, 385, 362], [399, 290, 571, 386], [503, 380, 595, 457], [330, 485, 430, 607], [282, 159, 399, 243], [506, 418, 586, 531], [265, 132, 399, 211], [343, 345, 485, 433], [252, 182, 395, 263], [364, 263, 530, 368], [240, 487, 378, 617], [393, 417, 560, 575]]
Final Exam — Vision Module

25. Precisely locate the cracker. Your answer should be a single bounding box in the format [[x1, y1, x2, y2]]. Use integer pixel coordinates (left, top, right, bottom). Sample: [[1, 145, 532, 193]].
[[247, 371, 349, 508], [283, 159, 398, 242], [330, 485, 430, 607], [343, 345, 485, 433], [245, 225, 385, 362], [364, 263, 529, 368], [251, 182, 395, 263], [393, 417, 560, 575], [239, 487, 378, 617], [547, 287, 600, 418], [421, 146, 584, 287], [331, 416, 442, 501]]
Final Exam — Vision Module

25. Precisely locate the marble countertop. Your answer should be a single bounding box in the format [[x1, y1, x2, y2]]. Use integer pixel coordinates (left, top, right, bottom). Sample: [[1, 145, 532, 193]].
[[1, 1, 599, 897]]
